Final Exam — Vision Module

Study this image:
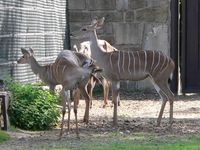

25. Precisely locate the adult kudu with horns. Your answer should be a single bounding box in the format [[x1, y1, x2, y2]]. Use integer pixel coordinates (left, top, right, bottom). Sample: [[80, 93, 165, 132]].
[[75, 17, 175, 127], [17, 48, 101, 138]]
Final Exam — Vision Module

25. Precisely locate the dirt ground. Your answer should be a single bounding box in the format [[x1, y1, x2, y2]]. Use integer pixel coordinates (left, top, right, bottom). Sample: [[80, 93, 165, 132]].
[[1, 92, 200, 149]]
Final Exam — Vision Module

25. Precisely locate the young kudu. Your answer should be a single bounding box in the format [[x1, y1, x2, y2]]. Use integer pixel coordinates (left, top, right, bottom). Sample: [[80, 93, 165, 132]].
[[76, 17, 175, 127], [74, 39, 119, 107], [17, 48, 99, 138]]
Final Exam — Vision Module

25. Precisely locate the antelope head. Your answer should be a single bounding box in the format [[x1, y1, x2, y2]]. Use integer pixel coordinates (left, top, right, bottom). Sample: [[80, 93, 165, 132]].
[[17, 48, 34, 64], [80, 17, 105, 32], [70, 17, 105, 40]]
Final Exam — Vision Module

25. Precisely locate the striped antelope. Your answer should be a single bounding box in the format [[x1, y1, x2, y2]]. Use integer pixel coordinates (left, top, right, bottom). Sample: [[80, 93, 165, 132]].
[[17, 48, 100, 138], [73, 39, 118, 107], [77, 17, 175, 127]]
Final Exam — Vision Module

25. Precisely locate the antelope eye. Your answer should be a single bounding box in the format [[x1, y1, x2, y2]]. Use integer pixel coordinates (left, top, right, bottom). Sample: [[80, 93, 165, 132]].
[[82, 28, 87, 31]]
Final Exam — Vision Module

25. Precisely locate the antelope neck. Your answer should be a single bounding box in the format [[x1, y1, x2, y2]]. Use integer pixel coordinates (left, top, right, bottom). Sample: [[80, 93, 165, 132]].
[[29, 56, 44, 75], [89, 30, 106, 60]]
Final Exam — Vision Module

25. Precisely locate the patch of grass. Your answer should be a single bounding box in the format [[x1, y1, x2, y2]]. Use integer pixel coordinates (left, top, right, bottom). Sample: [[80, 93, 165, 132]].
[[91, 141, 200, 150], [4, 132, 200, 150], [49, 141, 200, 150], [0, 130, 10, 143], [45, 142, 200, 150], [48, 133, 200, 150], [48, 148, 71, 150]]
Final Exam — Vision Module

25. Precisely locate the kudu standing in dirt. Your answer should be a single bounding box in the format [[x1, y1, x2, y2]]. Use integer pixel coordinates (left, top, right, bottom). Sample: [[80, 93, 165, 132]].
[[17, 48, 100, 138], [74, 39, 119, 107], [75, 17, 175, 127]]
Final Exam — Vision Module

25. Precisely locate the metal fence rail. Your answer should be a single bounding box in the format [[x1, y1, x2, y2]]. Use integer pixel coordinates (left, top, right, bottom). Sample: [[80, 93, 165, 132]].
[[0, 0, 66, 82]]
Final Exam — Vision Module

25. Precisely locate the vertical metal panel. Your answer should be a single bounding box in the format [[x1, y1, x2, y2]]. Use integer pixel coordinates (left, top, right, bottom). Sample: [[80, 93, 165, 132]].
[[181, 0, 200, 92], [64, 0, 71, 50], [170, 0, 179, 94], [0, 0, 67, 83]]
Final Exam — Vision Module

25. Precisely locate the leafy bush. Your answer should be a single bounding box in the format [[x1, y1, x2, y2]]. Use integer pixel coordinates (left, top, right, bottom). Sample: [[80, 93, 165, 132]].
[[6, 79, 60, 130]]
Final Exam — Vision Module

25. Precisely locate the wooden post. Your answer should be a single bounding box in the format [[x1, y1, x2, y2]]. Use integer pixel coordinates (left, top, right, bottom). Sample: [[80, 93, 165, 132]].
[[0, 92, 10, 130]]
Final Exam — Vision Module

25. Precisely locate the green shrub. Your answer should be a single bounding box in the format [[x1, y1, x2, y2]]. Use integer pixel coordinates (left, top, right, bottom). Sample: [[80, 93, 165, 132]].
[[0, 130, 10, 143], [6, 79, 60, 130]]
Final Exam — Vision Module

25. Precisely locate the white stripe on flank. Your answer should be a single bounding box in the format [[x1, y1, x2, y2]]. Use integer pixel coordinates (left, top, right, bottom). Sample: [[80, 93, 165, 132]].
[[137, 51, 140, 72], [46, 66, 50, 80], [56, 64, 60, 78], [49, 64, 53, 80], [109, 52, 114, 70], [62, 65, 67, 75], [161, 57, 169, 74], [55, 60, 60, 78], [160, 54, 166, 71], [153, 52, 160, 74], [53, 65, 59, 83], [128, 52, 131, 74], [144, 51, 147, 73], [131, 51, 135, 74], [118, 51, 121, 73], [122, 51, 125, 72], [151, 51, 155, 70]]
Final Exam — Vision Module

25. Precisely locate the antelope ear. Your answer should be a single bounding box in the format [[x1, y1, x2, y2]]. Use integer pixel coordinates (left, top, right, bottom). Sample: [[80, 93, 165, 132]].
[[21, 48, 29, 54], [73, 44, 78, 52], [103, 41, 107, 50], [91, 16, 98, 25], [29, 47, 34, 55], [96, 17, 105, 27]]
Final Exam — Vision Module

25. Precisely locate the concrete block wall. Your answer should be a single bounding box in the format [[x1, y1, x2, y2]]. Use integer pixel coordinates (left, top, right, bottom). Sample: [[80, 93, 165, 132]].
[[69, 0, 171, 90]]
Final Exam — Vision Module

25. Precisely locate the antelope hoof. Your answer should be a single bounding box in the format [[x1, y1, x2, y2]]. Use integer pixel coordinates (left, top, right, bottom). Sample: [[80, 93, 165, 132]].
[[169, 120, 174, 128], [66, 130, 70, 135], [76, 134, 80, 139], [156, 122, 161, 127], [118, 101, 120, 106], [83, 117, 89, 123], [113, 121, 118, 127], [103, 103, 108, 108], [58, 132, 63, 140]]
